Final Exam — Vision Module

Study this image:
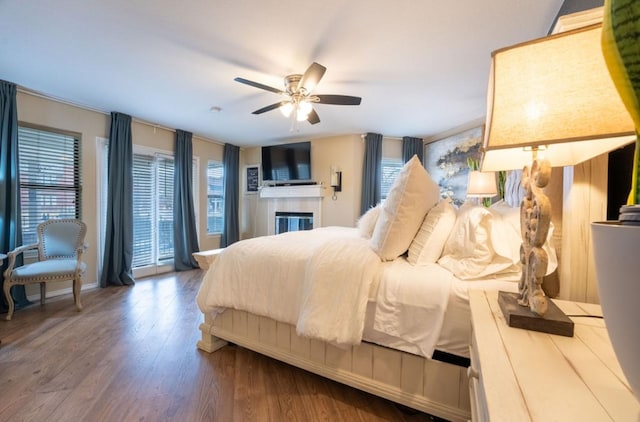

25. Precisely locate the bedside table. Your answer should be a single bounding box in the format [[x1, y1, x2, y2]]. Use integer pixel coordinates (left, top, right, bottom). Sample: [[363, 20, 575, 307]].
[[468, 289, 639, 422]]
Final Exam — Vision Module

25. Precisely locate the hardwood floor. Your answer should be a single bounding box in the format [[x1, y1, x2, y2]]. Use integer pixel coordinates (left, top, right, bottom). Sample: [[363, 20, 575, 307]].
[[0, 270, 439, 421]]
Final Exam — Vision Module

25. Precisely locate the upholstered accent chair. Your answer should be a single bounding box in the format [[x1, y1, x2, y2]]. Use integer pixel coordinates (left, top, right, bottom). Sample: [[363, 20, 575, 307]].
[[3, 219, 87, 320]]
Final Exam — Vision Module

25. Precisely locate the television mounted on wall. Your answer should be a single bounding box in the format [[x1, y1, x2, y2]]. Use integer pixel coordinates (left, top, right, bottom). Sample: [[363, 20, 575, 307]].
[[261, 141, 312, 185]]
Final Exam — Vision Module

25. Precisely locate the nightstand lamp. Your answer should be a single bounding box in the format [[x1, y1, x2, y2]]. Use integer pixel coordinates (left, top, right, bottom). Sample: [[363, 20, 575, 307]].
[[481, 23, 635, 332], [466, 171, 497, 207]]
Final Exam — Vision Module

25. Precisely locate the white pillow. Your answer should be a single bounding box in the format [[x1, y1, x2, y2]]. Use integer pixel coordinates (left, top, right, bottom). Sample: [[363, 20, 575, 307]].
[[504, 170, 525, 208], [438, 202, 515, 280], [407, 198, 457, 265], [370, 156, 440, 261], [490, 200, 558, 275], [357, 203, 382, 238]]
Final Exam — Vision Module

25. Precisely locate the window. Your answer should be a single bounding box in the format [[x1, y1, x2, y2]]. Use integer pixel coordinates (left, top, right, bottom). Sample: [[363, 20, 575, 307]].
[[380, 157, 403, 200], [132, 152, 177, 269], [132, 153, 155, 268], [18, 126, 81, 245], [156, 156, 175, 260], [130, 148, 199, 273], [96, 142, 198, 277], [207, 161, 224, 234]]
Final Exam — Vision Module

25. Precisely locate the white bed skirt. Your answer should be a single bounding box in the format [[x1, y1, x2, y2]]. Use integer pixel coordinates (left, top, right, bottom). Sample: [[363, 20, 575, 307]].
[[198, 309, 471, 422]]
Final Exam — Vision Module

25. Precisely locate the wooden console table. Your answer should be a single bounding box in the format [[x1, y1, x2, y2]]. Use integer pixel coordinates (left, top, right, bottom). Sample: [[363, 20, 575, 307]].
[[469, 289, 639, 421]]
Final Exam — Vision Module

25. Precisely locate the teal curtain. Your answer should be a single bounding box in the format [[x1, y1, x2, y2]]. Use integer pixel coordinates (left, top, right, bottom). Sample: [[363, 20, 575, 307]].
[[101, 112, 135, 286], [0, 80, 29, 310], [173, 129, 200, 270], [402, 136, 423, 164], [221, 143, 239, 247], [360, 132, 383, 215]]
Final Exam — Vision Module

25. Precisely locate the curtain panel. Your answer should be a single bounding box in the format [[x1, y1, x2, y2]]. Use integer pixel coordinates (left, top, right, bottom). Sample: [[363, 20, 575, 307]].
[[173, 129, 200, 270], [221, 143, 239, 247], [360, 132, 383, 215], [402, 136, 424, 164], [0, 80, 29, 310], [101, 112, 135, 287]]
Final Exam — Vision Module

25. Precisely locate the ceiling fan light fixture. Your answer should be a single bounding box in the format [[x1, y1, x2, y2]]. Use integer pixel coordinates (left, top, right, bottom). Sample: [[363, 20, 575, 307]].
[[280, 102, 294, 117], [296, 100, 313, 121]]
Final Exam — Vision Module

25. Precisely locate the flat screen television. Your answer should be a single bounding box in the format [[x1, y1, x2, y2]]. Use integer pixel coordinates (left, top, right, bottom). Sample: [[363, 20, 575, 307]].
[[261, 141, 312, 184]]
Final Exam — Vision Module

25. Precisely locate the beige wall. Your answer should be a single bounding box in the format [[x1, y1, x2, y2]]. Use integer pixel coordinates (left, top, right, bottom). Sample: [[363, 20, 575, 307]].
[[16, 91, 224, 298], [239, 134, 365, 238], [18, 90, 591, 307]]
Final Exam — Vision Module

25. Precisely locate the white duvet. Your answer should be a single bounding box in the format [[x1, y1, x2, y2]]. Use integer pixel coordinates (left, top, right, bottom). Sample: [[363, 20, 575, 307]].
[[196, 226, 455, 353], [197, 227, 382, 345], [372, 260, 455, 357]]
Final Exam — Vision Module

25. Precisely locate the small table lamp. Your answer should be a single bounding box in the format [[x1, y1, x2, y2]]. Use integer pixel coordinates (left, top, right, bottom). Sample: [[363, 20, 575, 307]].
[[466, 171, 497, 206], [481, 23, 635, 331]]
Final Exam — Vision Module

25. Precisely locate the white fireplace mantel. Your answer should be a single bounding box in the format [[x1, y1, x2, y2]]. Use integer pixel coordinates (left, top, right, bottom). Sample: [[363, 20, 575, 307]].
[[259, 185, 326, 199], [259, 185, 326, 235]]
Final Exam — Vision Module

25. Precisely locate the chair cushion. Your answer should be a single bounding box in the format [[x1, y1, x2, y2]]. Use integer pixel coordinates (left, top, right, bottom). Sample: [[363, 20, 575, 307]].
[[11, 259, 86, 279], [44, 237, 77, 257]]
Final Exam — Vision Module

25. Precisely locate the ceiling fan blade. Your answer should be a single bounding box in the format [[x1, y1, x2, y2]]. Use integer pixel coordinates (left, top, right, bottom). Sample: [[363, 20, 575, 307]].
[[252, 101, 288, 115], [307, 108, 320, 125], [315, 95, 362, 106], [299, 62, 326, 94], [234, 77, 284, 95]]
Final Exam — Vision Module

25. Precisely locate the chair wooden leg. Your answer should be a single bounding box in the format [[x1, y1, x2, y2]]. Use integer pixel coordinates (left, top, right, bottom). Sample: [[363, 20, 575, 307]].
[[73, 277, 82, 311], [4, 282, 14, 321], [40, 283, 46, 305]]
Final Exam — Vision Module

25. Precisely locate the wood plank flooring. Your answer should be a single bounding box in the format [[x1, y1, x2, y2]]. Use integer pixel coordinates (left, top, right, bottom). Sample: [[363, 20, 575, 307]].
[[0, 270, 439, 421]]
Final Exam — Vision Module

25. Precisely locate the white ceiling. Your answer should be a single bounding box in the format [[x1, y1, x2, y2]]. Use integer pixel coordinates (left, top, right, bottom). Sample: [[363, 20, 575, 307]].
[[0, 0, 564, 147]]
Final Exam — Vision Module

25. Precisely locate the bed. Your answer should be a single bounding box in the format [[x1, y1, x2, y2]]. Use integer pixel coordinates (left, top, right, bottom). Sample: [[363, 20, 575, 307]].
[[196, 157, 556, 422]]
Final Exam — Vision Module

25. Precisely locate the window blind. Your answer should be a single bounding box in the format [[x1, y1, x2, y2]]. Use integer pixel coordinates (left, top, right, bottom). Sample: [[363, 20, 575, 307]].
[[18, 126, 81, 246], [207, 161, 224, 234], [380, 157, 403, 200], [132, 154, 155, 268], [157, 155, 174, 261]]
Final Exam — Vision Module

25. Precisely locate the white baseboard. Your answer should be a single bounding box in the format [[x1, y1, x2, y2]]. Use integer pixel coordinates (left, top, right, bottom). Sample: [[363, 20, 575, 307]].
[[26, 281, 98, 303]]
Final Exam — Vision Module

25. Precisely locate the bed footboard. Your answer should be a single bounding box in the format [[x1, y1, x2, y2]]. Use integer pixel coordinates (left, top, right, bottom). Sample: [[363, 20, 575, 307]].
[[197, 313, 228, 353], [197, 309, 471, 422]]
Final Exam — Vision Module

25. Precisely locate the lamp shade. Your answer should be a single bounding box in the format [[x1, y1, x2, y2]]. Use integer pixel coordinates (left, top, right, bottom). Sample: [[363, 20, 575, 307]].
[[467, 171, 498, 197], [481, 23, 635, 171]]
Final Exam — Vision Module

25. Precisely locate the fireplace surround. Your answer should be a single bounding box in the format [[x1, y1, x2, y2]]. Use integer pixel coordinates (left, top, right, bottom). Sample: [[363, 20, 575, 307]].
[[260, 185, 326, 235]]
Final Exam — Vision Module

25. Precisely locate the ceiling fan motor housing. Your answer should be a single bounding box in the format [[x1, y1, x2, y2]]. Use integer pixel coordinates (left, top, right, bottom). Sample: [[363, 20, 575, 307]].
[[284, 74, 303, 95]]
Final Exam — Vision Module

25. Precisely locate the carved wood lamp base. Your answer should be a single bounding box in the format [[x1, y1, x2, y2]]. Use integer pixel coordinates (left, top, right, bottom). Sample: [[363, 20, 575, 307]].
[[498, 291, 574, 337]]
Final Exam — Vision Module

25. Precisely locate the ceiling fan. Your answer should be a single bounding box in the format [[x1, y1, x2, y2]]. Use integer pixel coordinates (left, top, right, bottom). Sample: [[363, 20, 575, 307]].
[[234, 62, 362, 126]]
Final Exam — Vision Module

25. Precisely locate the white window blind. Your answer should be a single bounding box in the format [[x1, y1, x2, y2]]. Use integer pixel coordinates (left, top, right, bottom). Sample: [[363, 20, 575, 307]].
[[380, 157, 403, 200], [132, 154, 155, 268], [157, 155, 174, 261], [131, 150, 197, 270], [207, 161, 224, 234], [18, 126, 81, 246]]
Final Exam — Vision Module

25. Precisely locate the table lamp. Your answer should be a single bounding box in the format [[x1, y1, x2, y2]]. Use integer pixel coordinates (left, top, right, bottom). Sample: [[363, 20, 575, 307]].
[[481, 23, 635, 333], [466, 171, 497, 207]]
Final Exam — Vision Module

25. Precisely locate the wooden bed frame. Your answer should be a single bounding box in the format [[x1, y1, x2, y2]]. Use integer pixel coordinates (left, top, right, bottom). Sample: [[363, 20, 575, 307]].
[[197, 309, 471, 422]]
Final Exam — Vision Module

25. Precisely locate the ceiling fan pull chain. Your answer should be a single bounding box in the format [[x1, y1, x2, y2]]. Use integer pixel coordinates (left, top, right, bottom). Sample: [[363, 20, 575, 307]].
[[289, 107, 298, 132]]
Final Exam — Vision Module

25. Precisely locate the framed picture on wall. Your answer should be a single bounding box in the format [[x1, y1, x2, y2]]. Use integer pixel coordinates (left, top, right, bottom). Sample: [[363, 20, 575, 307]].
[[424, 126, 483, 207], [245, 165, 260, 194]]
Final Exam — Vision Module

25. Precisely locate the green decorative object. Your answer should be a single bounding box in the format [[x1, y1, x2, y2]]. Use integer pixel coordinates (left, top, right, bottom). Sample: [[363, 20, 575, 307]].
[[602, 0, 640, 206]]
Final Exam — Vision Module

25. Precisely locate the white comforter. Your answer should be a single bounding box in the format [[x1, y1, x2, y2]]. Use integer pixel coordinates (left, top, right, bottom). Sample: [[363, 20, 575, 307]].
[[372, 260, 455, 357], [197, 227, 382, 345], [196, 227, 455, 354]]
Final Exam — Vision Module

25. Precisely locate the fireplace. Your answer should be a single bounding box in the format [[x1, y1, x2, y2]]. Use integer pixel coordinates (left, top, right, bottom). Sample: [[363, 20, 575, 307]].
[[260, 185, 326, 236], [275, 211, 313, 234]]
